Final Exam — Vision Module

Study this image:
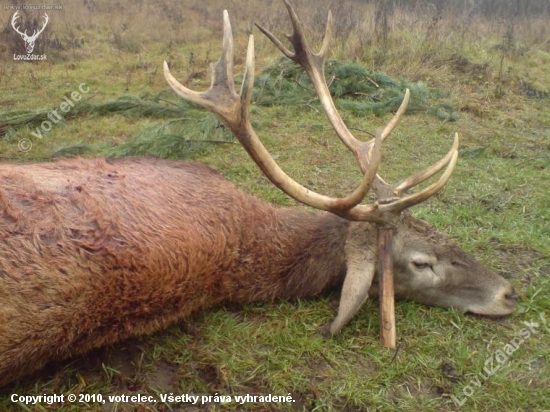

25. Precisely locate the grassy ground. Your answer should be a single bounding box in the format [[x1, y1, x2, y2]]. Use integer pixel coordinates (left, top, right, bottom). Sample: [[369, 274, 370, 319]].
[[0, 0, 549, 410]]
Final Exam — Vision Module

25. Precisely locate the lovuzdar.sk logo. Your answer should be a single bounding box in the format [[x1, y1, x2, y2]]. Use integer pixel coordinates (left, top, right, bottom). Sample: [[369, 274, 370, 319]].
[[11, 11, 49, 60]]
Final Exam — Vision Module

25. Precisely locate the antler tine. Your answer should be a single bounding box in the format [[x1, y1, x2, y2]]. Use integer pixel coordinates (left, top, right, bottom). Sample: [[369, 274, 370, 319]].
[[393, 133, 460, 195], [365, 90, 410, 197], [381, 148, 459, 214], [165, 9, 389, 222], [163, 11, 238, 124], [239, 28, 255, 118], [366, 94, 459, 211], [372, 130, 459, 212], [380, 89, 410, 141], [256, 1, 362, 159]]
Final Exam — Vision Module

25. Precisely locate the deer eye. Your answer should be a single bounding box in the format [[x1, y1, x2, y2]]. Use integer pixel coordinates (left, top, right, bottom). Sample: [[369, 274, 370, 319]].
[[412, 261, 432, 270]]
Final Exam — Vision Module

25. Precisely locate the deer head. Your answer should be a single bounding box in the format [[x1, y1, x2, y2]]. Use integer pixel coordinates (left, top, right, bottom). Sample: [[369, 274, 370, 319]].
[[163, 0, 517, 335], [11, 11, 49, 54]]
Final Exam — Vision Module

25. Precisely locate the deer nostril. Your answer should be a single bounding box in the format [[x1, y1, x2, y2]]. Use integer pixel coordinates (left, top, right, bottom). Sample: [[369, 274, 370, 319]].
[[504, 288, 518, 304]]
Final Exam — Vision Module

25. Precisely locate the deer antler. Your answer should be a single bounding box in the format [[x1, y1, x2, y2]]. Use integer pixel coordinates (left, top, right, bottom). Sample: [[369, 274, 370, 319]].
[[164, 2, 458, 223], [164, 11, 388, 223], [256, 0, 458, 209]]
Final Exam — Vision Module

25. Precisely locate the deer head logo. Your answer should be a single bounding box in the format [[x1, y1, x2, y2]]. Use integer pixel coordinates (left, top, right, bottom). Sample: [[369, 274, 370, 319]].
[[11, 11, 49, 54]]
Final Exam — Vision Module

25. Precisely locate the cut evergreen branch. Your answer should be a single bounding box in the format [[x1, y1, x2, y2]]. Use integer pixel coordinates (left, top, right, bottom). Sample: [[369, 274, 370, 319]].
[[0, 91, 201, 137], [106, 116, 234, 159], [254, 57, 458, 120], [1, 91, 234, 160]]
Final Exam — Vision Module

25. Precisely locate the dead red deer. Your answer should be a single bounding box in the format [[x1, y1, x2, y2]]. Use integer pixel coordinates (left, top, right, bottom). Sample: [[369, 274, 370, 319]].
[[0, 0, 516, 387]]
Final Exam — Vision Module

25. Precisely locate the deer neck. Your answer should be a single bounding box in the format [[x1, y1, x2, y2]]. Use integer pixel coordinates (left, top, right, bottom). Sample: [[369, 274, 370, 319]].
[[235, 208, 351, 301]]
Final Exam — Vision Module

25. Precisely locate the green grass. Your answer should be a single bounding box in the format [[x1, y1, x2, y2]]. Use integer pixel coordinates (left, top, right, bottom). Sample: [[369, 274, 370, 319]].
[[0, 0, 549, 411]]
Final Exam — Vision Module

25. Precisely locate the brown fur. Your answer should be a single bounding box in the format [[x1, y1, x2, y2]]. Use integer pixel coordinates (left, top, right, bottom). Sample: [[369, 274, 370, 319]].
[[0, 157, 349, 386]]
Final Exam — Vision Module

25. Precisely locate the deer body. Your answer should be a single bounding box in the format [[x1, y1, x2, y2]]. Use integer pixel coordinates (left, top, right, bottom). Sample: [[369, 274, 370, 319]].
[[0, 157, 350, 386]]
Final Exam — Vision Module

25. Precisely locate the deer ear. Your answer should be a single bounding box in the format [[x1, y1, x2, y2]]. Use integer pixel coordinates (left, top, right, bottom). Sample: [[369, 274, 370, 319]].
[[327, 251, 376, 336], [321, 225, 377, 336]]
